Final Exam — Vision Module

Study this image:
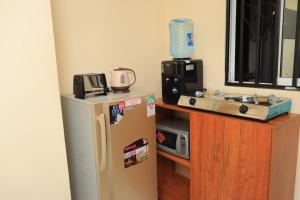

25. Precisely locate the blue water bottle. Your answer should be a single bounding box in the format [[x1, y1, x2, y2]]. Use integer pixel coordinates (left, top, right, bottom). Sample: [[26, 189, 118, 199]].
[[169, 18, 194, 59]]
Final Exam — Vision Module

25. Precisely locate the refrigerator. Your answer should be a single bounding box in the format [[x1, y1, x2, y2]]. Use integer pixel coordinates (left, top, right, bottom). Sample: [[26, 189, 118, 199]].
[[61, 91, 157, 200]]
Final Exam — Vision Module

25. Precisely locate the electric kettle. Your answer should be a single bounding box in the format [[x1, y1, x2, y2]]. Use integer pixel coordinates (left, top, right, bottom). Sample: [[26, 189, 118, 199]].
[[110, 68, 136, 93]]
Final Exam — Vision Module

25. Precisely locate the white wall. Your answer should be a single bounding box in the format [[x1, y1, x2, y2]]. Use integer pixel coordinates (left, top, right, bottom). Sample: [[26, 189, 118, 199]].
[[282, 39, 296, 77], [0, 1, 71, 199], [162, 0, 300, 199], [51, 0, 165, 95]]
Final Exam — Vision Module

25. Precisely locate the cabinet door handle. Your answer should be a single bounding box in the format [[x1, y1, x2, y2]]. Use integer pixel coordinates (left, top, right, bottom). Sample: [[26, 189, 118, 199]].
[[225, 144, 231, 167], [213, 141, 218, 161]]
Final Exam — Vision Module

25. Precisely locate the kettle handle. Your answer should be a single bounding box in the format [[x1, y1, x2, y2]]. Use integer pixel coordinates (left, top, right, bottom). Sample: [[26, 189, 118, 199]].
[[118, 67, 136, 87]]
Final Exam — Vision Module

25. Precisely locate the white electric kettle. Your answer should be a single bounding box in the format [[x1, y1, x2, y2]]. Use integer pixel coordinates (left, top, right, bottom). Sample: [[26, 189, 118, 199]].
[[110, 68, 136, 93]]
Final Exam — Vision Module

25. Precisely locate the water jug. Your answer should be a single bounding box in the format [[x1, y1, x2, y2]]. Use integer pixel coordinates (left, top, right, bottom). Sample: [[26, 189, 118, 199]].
[[169, 18, 194, 58]]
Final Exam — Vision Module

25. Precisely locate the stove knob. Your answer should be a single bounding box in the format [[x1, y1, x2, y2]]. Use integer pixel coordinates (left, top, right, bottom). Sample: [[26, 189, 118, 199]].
[[239, 104, 249, 114], [189, 98, 196, 106]]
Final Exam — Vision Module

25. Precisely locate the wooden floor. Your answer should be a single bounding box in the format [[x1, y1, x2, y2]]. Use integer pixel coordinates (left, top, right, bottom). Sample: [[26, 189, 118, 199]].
[[158, 173, 190, 200]]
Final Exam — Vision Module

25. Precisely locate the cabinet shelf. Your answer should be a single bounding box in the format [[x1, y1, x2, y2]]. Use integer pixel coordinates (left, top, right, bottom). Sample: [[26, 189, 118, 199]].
[[156, 100, 191, 200], [157, 150, 190, 168]]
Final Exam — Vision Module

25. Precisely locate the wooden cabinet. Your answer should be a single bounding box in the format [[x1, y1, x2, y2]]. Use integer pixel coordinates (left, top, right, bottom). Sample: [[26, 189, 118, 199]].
[[191, 112, 300, 200], [223, 119, 271, 200], [190, 113, 224, 200], [156, 100, 300, 200]]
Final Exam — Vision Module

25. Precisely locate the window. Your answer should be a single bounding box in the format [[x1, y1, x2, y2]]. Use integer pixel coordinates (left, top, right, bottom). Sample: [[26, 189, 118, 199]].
[[226, 0, 300, 89]]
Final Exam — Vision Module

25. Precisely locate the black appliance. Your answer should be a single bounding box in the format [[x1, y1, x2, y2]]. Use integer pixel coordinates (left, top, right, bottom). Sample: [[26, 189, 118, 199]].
[[73, 73, 109, 99], [161, 59, 203, 104]]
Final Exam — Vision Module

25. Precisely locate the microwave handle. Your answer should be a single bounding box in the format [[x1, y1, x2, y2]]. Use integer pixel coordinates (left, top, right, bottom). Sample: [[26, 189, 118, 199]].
[[176, 134, 181, 154], [96, 114, 107, 172], [176, 134, 188, 156]]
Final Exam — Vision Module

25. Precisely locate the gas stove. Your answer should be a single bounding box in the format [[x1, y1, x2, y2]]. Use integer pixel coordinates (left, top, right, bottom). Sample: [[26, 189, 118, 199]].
[[177, 91, 292, 121]]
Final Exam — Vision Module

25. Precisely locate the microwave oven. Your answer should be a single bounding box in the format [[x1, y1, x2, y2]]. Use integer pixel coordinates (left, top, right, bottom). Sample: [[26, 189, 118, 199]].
[[156, 118, 190, 159]]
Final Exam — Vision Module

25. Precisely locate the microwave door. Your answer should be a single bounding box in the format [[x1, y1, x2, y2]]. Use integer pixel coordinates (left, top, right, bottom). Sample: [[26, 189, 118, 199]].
[[156, 130, 189, 159], [156, 130, 177, 155]]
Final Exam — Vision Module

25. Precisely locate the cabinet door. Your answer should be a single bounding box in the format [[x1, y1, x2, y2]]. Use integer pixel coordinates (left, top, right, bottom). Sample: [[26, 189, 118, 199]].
[[223, 119, 271, 200], [190, 112, 224, 200]]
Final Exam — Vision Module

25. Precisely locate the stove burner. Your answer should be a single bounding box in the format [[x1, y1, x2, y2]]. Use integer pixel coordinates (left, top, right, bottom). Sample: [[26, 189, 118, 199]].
[[224, 96, 271, 106], [223, 94, 283, 106]]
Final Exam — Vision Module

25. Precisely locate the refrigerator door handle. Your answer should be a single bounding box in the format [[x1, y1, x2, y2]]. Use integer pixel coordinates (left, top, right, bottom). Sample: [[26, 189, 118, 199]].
[[96, 114, 107, 172]]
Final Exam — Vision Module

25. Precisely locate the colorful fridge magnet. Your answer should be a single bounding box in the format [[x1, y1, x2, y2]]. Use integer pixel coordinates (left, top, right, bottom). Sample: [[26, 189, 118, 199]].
[[109, 103, 124, 125], [124, 138, 149, 168]]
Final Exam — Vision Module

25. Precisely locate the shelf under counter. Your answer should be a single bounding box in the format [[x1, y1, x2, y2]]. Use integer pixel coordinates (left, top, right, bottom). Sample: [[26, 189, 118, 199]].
[[156, 99, 191, 200], [157, 150, 190, 168]]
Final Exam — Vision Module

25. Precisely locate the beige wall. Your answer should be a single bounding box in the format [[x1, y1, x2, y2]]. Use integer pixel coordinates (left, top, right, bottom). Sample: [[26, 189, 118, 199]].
[[162, 0, 300, 113], [282, 39, 296, 77], [283, 0, 298, 77], [51, 0, 300, 199], [287, 0, 298, 10], [0, 1, 70, 199], [163, 0, 300, 199], [51, 0, 164, 95]]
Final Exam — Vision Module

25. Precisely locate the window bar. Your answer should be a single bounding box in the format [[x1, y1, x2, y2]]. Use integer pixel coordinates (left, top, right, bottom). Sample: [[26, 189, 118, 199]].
[[256, 0, 262, 86], [239, 0, 245, 84], [273, 0, 281, 87], [225, 0, 231, 83], [292, 0, 300, 87]]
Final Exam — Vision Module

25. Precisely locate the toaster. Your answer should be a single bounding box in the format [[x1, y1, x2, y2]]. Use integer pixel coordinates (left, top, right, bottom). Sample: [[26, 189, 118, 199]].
[[73, 73, 109, 99]]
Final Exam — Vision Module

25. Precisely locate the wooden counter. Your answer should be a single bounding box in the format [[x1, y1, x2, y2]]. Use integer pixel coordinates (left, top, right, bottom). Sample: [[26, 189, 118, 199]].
[[156, 99, 300, 200]]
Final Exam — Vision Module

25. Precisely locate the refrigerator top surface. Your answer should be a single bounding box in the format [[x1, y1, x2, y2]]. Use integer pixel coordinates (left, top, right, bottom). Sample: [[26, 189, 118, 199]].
[[61, 90, 154, 104]]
